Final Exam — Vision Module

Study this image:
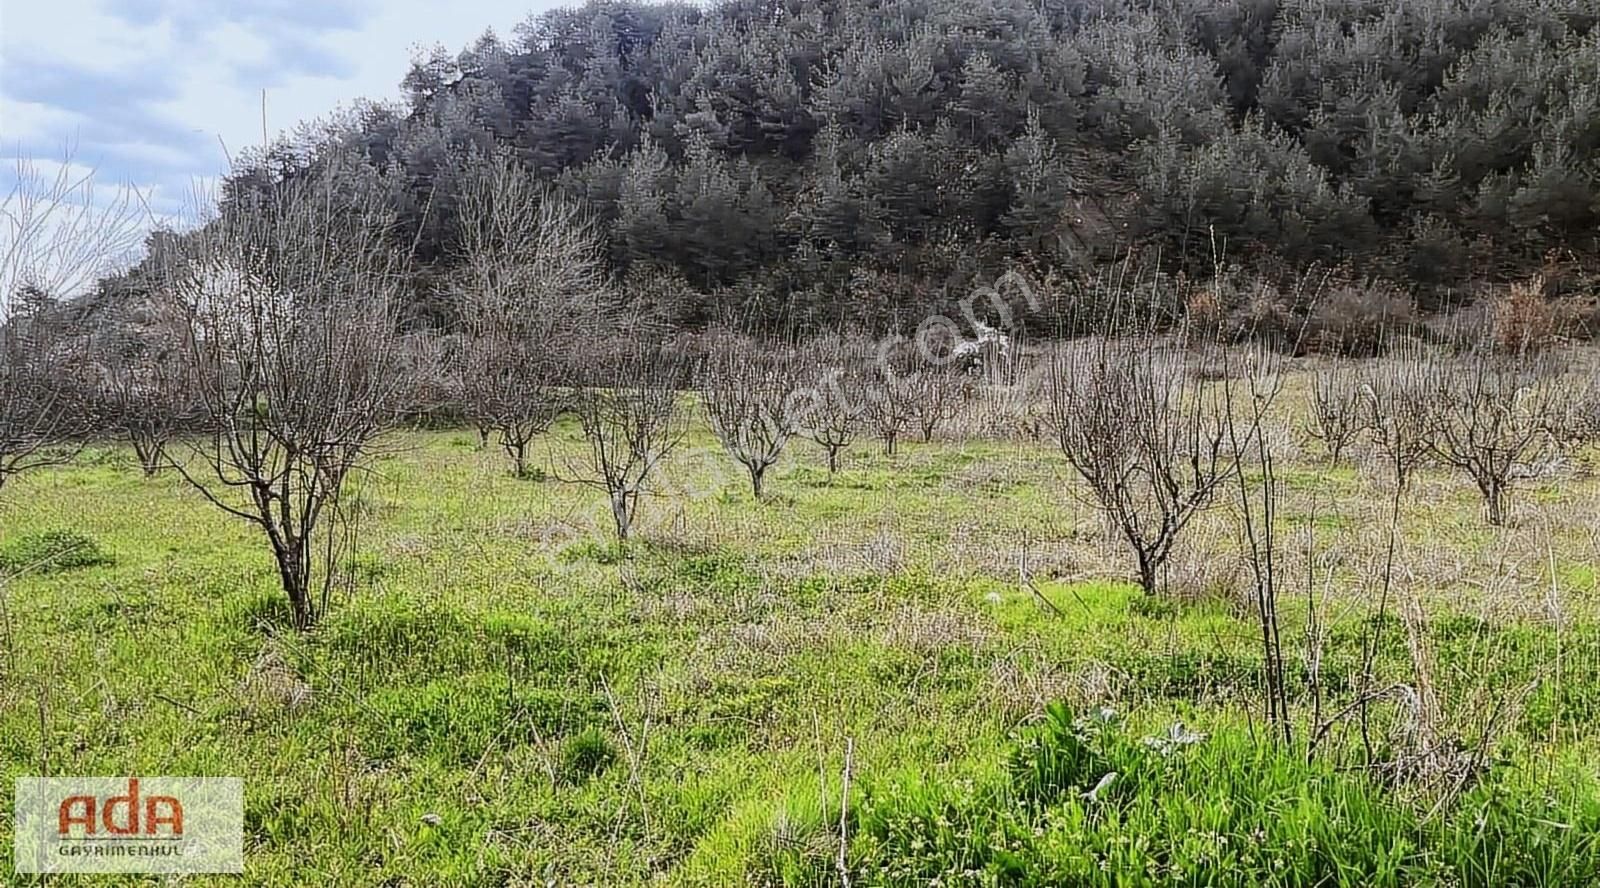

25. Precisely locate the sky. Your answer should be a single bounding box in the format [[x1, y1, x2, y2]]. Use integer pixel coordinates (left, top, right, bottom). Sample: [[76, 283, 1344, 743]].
[[1, 0, 562, 225]]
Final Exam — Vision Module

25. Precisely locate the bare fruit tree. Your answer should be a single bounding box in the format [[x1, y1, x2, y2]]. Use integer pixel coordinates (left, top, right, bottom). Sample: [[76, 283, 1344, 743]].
[[1221, 345, 1293, 742], [863, 343, 919, 456], [0, 297, 97, 491], [908, 364, 962, 443], [1044, 337, 1236, 596], [2, 155, 143, 492], [89, 268, 196, 476], [454, 152, 609, 475], [1419, 345, 1564, 526], [568, 340, 687, 541], [159, 158, 407, 630], [97, 325, 192, 476], [1307, 364, 1365, 463], [797, 335, 870, 475], [1359, 347, 1434, 493], [700, 332, 802, 499], [460, 329, 566, 476]]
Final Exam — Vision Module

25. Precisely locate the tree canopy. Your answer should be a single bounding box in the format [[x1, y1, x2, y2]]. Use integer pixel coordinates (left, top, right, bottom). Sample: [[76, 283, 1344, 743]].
[[216, 0, 1600, 328]]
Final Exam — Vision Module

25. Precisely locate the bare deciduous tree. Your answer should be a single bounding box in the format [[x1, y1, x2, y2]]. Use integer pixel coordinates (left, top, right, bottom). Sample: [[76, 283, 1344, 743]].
[[1418, 345, 1563, 526], [160, 159, 407, 630], [460, 331, 565, 476], [2, 154, 143, 492], [908, 364, 962, 443], [0, 297, 96, 490], [1307, 365, 1365, 463], [1044, 337, 1236, 596], [700, 332, 802, 499], [796, 335, 870, 475], [90, 285, 196, 476], [1359, 348, 1434, 493], [2, 155, 144, 305], [863, 344, 919, 456], [1222, 346, 1292, 743], [454, 152, 608, 475], [568, 341, 687, 541]]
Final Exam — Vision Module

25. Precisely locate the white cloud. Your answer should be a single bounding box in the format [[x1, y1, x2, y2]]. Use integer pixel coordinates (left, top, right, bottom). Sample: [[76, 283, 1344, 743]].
[[1, 0, 562, 221], [1, 0, 176, 75], [0, 99, 88, 145]]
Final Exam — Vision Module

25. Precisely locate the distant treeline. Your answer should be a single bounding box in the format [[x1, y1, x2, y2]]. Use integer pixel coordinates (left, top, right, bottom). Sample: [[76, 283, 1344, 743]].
[[208, 0, 1599, 329]]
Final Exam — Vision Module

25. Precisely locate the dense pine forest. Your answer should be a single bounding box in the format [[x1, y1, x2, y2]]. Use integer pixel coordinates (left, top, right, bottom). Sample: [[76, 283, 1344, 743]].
[[195, 0, 1600, 331]]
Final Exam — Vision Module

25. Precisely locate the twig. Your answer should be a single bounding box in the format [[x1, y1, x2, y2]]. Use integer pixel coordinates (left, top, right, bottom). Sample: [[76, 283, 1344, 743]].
[[154, 693, 202, 717], [601, 674, 651, 840], [837, 737, 853, 888]]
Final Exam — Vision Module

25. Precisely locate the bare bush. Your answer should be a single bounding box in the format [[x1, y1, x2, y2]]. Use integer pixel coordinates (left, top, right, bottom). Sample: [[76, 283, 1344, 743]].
[[1044, 337, 1237, 596], [160, 158, 407, 630], [1305, 283, 1415, 357], [568, 341, 688, 541], [1307, 365, 1365, 463], [1488, 275, 1561, 353], [1556, 375, 1600, 444], [700, 333, 802, 499]]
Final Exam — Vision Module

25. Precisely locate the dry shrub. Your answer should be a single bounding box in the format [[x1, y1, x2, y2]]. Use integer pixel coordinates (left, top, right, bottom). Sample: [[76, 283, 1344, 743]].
[[951, 379, 1047, 442], [1305, 283, 1416, 356], [1223, 278, 1295, 345], [1166, 527, 1244, 603], [986, 652, 1120, 722], [1488, 275, 1562, 353], [1183, 287, 1224, 342]]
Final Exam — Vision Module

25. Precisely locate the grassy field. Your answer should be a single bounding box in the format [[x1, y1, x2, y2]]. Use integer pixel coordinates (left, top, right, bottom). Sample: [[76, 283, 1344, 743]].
[[2, 383, 1599, 885]]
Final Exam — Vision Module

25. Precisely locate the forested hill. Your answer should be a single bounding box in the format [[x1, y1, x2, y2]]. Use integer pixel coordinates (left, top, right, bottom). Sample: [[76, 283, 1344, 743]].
[[229, 0, 1600, 328]]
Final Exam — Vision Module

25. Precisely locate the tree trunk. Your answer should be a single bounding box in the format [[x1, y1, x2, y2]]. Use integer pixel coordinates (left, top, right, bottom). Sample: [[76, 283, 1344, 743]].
[[749, 464, 765, 499], [272, 540, 314, 631], [506, 440, 527, 477], [1137, 553, 1159, 597], [476, 425, 492, 450], [827, 447, 840, 475], [1484, 480, 1506, 526], [130, 431, 164, 476], [610, 489, 632, 541], [884, 434, 897, 456]]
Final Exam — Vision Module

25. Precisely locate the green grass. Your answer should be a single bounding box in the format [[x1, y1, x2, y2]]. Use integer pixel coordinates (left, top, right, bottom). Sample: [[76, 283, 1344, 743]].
[[1, 419, 1597, 885]]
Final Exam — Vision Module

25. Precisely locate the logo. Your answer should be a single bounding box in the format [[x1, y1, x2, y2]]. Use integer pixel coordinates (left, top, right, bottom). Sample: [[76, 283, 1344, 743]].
[[13, 777, 243, 874]]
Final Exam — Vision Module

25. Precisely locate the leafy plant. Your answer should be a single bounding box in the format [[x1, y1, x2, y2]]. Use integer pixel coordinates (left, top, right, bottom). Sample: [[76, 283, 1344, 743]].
[[0, 529, 114, 575]]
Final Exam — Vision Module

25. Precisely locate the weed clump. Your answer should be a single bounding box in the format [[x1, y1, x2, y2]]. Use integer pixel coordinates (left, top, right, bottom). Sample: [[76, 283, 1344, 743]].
[[836, 703, 1600, 886], [0, 529, 114, 575], [560, 727, 616, 783]]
